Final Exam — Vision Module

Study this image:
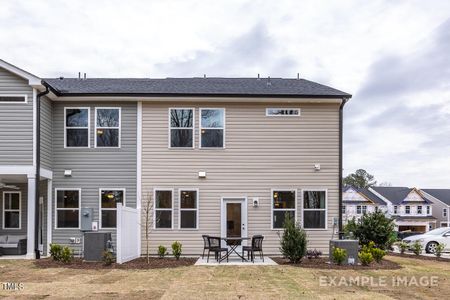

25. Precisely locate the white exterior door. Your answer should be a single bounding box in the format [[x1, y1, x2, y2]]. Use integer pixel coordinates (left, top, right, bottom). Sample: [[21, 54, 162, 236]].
[[221, 197, 248, 250]]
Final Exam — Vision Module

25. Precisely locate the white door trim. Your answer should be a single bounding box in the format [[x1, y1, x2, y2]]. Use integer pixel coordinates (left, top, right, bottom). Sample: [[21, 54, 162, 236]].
[[220, 197, 248, 249]]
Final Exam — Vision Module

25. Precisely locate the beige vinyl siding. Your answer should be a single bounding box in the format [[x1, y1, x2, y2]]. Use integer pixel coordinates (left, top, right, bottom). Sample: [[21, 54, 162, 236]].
[[141, 101, 340, 255], [0, 67, 33, 165]]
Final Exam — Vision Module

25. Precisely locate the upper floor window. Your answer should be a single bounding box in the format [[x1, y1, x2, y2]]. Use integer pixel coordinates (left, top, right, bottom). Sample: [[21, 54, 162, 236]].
[[169, 108, 194, 148], [303, 190, 327, 229], [266, 108, 300, 116], [362, 205, 367, 214], [444, 208, 448, 218], [200, 108, 225, 148], [272, 190, 296, 229], [95, 108, 121, 148], [179, 189, 198, 229], [56, 189, 80, 229], [3, 191, 21, 229], [0, 95, 27, 103], [100, 189, 125, 228], [154, 189, 173, 229], [417, 205, 422, 214], [342, 205, 346, 214], [357, 205, 362, 214], [65, 108, 89, 148], [426, 206, 430, 215], [405, 206, 410, 214], [393, 206, 398, 214]]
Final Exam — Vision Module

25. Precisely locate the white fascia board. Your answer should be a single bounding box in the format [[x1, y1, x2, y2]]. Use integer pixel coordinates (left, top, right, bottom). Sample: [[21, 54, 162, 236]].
[[0, 59, 42, 87], [367, 187, 393, 205]]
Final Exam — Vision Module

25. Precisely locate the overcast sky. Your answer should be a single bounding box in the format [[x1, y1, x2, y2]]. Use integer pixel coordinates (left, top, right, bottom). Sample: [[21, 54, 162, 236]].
[[1, 0, 449, 187]]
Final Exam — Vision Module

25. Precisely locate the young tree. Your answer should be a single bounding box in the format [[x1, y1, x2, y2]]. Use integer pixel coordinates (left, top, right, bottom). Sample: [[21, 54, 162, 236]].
[[142, 192, 159, 264], [343, 169, 377, 188]]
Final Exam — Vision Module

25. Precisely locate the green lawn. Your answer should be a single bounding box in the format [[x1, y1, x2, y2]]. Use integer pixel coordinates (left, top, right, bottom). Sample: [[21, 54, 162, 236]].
[[0, 255, 448, 299]]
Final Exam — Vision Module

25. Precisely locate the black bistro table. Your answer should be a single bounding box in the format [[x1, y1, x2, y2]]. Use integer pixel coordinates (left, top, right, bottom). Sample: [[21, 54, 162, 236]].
[[220, 237, 250, 262]]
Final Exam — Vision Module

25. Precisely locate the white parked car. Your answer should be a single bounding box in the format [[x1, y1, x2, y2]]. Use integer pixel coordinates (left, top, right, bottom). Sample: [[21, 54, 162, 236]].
[[403, 227, 450, 254]]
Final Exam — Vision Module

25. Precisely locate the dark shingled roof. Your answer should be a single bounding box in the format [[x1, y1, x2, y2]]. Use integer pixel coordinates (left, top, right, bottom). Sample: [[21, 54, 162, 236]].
[[43, 77, 351, 97], [343, 186, 386, 205], [421, 189, 450, 206], [371, 187, 432, 205]]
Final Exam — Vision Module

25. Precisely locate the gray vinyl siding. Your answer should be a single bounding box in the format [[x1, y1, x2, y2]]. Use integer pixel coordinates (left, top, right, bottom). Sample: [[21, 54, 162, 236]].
[[40, 96, 53, 170], [0, 67, 33, 165], [141, 101, 340, 255], [51, 102, 137, 254], [0, 184, 27, 236]]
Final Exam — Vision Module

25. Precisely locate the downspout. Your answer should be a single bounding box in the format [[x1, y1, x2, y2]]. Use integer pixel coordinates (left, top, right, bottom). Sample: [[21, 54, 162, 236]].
[[338, 97, 349, 239], [35, 84, 49, 259]]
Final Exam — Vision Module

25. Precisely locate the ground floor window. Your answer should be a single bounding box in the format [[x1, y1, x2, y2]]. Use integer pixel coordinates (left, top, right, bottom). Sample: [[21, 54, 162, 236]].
[[272, 190, 296, 229], [100, 189, 125, 228], [56, 189, 80, 228], [303, 190, 327, 229], [154, 189, 173, 229], [3, 191, 21, 229], [179, 189, 198, 229]]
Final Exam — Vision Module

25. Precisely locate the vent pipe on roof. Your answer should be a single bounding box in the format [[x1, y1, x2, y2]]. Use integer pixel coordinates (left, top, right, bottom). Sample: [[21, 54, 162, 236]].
[[78, 72, 81, 79], [267, 76, 271, 86], [203, 74, 206, 78], [297, 73, 300, 80], [84, 73, 86, 80], [59, 76, 64, 80], [257, 73, 260, 80]]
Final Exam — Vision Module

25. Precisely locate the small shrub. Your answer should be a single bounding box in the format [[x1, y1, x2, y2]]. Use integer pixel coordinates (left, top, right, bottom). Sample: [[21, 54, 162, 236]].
[[306, 249, 322, 259], [352, 211, 396, 250], [371, 248, 386, 263], [434, 243, 445, 258], [49, 243, 63, 261], [171, 241, 182, 260], [279, 214, 307, 263], [411, 240, 423, 255], [158, 245, 167, 258], [60, 246, 74, 264], [358, 251, 374, 266], [397, 241, 408, 254], [102, 251, 115, 266], [332, 247, 347, 265]]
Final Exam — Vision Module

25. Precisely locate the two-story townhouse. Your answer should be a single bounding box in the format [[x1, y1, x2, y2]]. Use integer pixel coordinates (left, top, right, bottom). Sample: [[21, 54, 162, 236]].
[[342, 186, 386, 223], [369, 186, 436, 233], [1, 59, 351, 257], [421, 189, 450, 228]]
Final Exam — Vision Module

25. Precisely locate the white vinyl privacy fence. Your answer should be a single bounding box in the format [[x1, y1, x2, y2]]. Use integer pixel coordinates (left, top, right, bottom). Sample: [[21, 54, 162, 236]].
[[116, 204, 140, 264]]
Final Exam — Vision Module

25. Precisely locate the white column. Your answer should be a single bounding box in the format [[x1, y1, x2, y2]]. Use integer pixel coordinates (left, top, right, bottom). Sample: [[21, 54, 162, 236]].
[[46, 179, 52, 256], [26, 175, 36, 258]]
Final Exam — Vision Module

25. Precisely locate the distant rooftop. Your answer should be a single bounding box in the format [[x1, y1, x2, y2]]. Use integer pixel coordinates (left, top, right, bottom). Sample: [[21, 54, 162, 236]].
[[43, 77, 351, 98]]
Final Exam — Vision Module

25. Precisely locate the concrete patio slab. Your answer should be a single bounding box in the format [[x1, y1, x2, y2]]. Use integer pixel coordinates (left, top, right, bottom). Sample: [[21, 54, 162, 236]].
[[195, 256, 277, 266]]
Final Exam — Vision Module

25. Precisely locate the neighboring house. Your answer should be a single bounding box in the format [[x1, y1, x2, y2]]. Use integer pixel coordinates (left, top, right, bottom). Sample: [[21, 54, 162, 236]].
[[0, 59, 351, 257], [369, 186, 436, 233], [342, 186, 386, 223], [420, 189, 450, 228]]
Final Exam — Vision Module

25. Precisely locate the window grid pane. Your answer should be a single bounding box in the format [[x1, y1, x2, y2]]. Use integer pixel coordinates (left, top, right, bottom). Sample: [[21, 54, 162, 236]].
[[200, 109, 224, 148], [170, 109, 193, 147]]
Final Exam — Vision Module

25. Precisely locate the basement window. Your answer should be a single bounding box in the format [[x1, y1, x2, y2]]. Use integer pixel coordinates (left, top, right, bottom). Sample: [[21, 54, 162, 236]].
[[0, 95, 27, 103], [266, 108, 300, 116]]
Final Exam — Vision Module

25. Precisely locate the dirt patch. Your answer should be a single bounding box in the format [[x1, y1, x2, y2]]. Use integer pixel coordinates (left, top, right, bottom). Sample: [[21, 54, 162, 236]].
[[34, 257, 197, 269], [388, 252, 450, 262], [271, 256, 401, 270]]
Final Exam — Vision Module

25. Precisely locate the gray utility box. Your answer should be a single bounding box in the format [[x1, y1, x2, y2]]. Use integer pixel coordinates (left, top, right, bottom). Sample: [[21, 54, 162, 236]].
[[80, 208, 93, 231], [329, 239, 359, 265], [83, 232, 112, 261]]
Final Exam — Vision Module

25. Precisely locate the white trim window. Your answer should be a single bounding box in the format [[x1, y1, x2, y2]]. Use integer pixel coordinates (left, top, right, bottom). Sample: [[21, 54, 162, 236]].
[[99, 189, 125, 229], [356, 205, 362, 214], [3, 191, 21, 229], [266, 108, 300, 116], [426, 205, 430, 215], [65, 107, 90, 148], [417, 205, 422, 215], [393, 205, 398, 214], [169, 108, 194, 148], [362, 205, 367, 214], [55, 189, 80, 229], [200, 108, 225, 148], [95, 108, 121, 148], [0, 94, 27, 104], [154, 189, 173, 229], [443, 208, 448, 218], [405, 205, 411, 215], [302, 190, 327, 229], [342, 205, 346, 214], [272, 189, 296, 229], [179, 189, 199, 229]]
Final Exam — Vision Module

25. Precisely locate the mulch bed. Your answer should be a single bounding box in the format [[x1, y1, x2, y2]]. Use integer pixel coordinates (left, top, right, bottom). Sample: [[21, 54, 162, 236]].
[[34, 257, 197, 270], [388, 252, 450, 262], [271, 257, 401, 270]]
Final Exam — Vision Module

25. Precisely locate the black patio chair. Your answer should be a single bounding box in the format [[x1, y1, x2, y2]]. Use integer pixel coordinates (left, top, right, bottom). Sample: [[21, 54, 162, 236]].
[[202, 235, 210, 259], [242, 235, 264, 262], [207, 236, 228, 263]]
